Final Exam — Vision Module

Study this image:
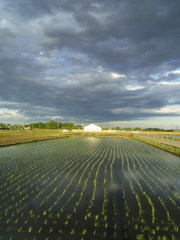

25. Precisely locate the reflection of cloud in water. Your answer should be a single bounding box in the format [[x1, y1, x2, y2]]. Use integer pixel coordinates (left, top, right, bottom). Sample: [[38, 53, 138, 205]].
[[86, 137, 100, 143], [125, 171, 141, 180], [108, 183, 122, 193]]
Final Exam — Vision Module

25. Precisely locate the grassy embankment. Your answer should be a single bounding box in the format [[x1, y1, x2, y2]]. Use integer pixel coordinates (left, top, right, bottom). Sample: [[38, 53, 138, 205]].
[[133, 136, 180, 156], [0, 129, 71, 147]]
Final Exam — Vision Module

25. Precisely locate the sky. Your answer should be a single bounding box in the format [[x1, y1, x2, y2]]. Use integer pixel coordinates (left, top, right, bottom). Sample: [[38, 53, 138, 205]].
[[0, 0, 180, 129]]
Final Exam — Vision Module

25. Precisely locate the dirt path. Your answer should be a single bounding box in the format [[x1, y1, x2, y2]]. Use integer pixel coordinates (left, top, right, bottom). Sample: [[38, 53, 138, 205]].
[[137, 135, 180, 148]]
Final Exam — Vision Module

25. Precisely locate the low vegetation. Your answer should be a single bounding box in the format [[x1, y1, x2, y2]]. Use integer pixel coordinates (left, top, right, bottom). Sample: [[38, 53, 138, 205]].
[[133, 136, 180, 156], [0, 129, 70, 147]]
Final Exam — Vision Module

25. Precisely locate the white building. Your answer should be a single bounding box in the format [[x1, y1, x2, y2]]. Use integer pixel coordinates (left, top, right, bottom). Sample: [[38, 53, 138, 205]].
[[62, 129, 70, 132], [84, 124, 102, 132]]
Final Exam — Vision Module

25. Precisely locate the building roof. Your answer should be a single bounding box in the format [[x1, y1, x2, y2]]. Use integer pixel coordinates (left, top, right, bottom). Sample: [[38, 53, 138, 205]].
[[84, 124, 101, 129]]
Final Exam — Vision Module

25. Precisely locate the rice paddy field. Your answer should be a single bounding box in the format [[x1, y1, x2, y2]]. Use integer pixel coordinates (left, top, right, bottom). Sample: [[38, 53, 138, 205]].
[[0, 137, 180, 240]]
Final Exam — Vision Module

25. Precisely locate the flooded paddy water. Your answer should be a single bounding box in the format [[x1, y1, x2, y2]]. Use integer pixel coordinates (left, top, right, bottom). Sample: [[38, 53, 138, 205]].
[[0, 137, 179, 240]]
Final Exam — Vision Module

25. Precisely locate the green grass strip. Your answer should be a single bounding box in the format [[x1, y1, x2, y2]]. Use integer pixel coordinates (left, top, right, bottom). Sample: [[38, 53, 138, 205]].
[[133, 136, 180, 156]]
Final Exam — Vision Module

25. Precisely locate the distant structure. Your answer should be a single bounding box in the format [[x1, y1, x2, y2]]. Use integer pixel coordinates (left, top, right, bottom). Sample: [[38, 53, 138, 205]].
[[84, 124, 102, 132], [24, 127, 31, 130], [62, 129, 70, 132]]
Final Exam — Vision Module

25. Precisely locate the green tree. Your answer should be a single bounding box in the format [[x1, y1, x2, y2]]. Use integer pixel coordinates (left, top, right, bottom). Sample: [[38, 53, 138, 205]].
[[62, 122, 74, 130], [36, 122, 45, 129], [44, 120, 59, 129], [0, 123, 8, 129], [73, 124, 83, 129]]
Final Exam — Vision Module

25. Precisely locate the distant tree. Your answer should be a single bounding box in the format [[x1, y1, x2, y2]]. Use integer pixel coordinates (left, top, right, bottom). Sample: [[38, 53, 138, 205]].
[[143, 128, 165, 132], [111, 126, 120, 130], [10, 124, 23, 129], [36, 122, 44, 129], [0, 123, 8, 129], [73, 125, 83, 129], [26, 122, 44, 129], [166, 129, 173, 132], [123, 128, 132, 131], [62, 122, 74, 130], [0, 121, 85, 130], [133, 127, 142, 131], [44, 120, 59, 129]]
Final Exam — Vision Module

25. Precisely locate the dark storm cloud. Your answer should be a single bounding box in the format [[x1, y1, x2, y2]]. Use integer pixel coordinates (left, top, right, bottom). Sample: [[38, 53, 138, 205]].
[[0, 0, 180, 124], [41, 0, 180, 71]]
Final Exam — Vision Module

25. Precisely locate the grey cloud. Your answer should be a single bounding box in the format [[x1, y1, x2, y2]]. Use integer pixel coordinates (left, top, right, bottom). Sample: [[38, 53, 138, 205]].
[[40, 0, 180, 71], [0, 28, 14, 47], [0, 0, 179, 125], [4, 0, 180, 71]]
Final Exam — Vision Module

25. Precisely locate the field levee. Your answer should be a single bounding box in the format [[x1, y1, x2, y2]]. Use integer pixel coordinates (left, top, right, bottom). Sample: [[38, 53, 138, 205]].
[[0, 129, 70, 147], [133, 134, 180, 156]]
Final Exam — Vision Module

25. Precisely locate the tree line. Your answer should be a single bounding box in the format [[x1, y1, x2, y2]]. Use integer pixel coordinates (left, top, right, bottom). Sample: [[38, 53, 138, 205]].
[[0, 122, 177, 132], [0, 121, 83, 130]]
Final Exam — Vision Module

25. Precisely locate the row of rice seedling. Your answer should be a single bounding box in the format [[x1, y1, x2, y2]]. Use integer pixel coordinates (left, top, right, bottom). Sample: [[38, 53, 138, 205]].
[[0, 137, 179, 239], [2, 139, 88, 213], [81, 139, 112, 238], [0, 139, 101, 236], [2, 138, 81, 193], [57, 138, 113, 238], [60, 140, 106, 216], [48, 140, 105, 213], [130, 142, 180, 211], [131, 140, 180, 204], [34, 139, 103, 210], [118, 138, 179, 239]]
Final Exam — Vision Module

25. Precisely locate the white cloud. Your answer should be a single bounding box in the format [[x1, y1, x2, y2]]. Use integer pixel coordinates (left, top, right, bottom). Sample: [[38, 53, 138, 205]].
[[51, 116, 64, 120], [164, 69, 180, 76], [110, 107, 139, 114], [100, 116, 180, 129], [0, 101, 18, 106], [159, 81, 180, 86], [110, 105, 180, 115], [153, 106, 180, 114], [0, 108, 27, 120], [151, 69, 180, 79], [0, 19, 10, 29], [172, 70, 180, 74], [111, 72, 126, 79], [126, 85, 144, 91]]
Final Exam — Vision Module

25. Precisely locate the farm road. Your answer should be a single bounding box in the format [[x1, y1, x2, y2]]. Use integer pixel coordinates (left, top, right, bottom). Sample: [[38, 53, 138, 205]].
[[137, 135, 180, 148]]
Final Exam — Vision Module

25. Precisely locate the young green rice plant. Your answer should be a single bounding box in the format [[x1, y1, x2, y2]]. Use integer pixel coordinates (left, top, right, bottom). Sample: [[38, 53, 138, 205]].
[[1, 137, 179, 239], [59, 141, 105, 214]]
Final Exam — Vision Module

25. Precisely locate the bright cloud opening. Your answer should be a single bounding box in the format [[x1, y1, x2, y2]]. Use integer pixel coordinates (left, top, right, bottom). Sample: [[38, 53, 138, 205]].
[[111, 73, 126, 79]]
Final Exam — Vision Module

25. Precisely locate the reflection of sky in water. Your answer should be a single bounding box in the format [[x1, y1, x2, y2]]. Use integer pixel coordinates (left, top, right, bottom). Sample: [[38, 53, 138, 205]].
[[86, 137, 100, 143], [125, 171, 141, 180], [108, 183, 122, 193], [124, 170, 180, 198]]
